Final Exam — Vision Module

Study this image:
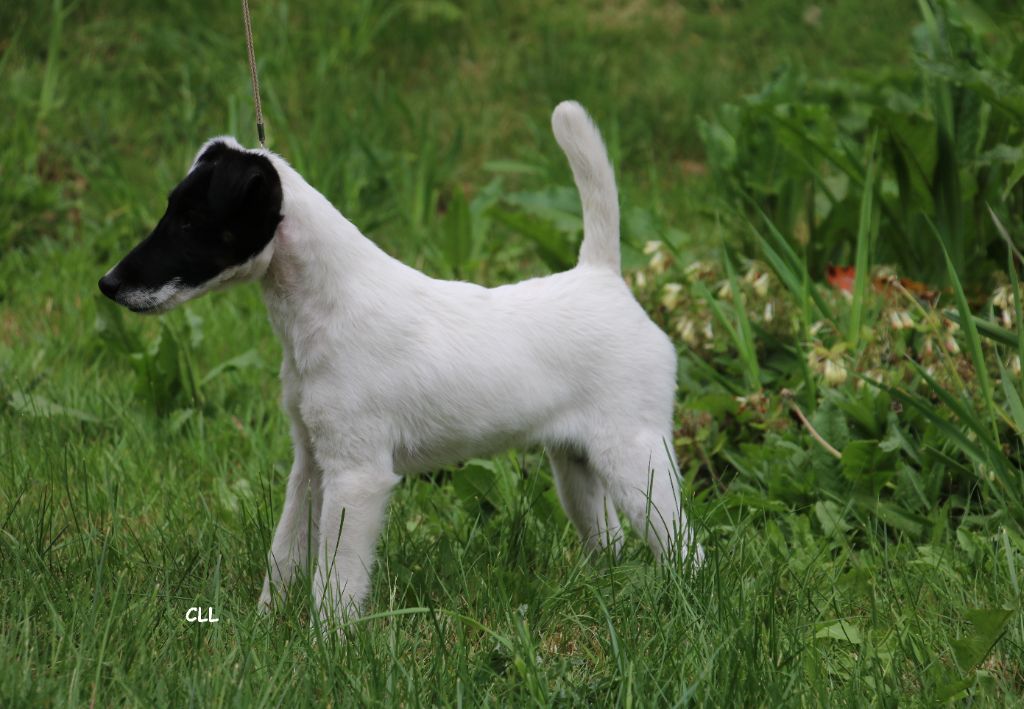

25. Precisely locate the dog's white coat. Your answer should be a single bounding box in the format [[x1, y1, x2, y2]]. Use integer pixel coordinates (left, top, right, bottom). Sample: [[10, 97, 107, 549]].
[[168, 103, 701, 624], [114, 277, 184, 313]]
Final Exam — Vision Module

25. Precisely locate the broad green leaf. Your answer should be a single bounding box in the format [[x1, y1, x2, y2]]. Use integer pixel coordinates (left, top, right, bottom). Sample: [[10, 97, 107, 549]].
[[935, 675, 976, 702], [490, 207, 576, 271], [199, 346, 264, 385], [814, 501, 852, 537], [841, 439, 898, 480], [815, 620, 862, 645], [861, 498, 927, 536], [951, 608, 1014, 672], [8, 392, 100, 423]]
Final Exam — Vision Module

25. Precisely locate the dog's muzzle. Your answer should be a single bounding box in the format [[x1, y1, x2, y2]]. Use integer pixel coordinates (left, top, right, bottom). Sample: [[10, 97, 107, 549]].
[[98, 272, 122, 300]]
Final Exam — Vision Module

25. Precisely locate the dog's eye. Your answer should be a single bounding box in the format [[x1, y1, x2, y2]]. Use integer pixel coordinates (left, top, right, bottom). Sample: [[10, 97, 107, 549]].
[[221, 230, 235, 244], [180, 210, 203, 232]]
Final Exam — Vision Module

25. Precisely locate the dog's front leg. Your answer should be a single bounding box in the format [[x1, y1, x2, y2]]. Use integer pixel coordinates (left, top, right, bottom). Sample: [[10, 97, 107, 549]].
[[313, 452, 399, 630], [259, 363, 322, 612], [258, 416, 322, 612]]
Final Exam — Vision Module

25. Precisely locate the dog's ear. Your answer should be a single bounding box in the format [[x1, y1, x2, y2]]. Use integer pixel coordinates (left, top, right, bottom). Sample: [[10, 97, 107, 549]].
[[235, 168, 269, 208], [209, 154, 281, 222]]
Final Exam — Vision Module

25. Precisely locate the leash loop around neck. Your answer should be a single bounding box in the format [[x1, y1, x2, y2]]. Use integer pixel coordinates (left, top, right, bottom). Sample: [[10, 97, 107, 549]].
[[241, 0, 266, 148]]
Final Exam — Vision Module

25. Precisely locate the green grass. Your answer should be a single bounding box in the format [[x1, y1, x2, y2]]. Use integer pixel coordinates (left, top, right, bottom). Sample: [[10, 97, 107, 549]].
[[3, 0, 1024, 705]]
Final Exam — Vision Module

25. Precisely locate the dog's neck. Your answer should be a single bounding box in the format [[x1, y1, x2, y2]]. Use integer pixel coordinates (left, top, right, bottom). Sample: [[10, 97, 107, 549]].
[[258, 156, 403, 355]]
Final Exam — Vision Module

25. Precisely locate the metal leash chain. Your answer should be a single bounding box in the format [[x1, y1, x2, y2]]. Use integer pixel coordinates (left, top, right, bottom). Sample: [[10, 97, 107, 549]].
[[241, 0, 266, 148]]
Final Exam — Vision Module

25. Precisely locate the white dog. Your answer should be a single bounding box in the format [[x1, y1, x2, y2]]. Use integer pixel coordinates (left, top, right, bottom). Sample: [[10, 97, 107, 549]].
[[98, 101, 701, 625]]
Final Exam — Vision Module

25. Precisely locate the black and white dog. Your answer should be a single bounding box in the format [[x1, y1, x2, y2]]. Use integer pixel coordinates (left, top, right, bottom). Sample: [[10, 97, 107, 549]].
[[99, 102, 702, 626]]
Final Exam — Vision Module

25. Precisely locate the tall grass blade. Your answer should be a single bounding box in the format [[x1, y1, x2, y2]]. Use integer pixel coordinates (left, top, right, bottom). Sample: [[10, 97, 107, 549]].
[[871, 379, 1009, 502], [991, 206, 1024, 358], [745, 206, 836, 325], [989, 204, 1024, 269], [917, 0, 964, 274], [997, 359, 1024, 435], [849, 132, 878, 348], [948, 314, 1020, 349], [722, 248, 761, 390], [37, 0, 65, 124], [932, 218, 997, 436], [904, 361, 1009, 480], [693, 283, 745, 376]]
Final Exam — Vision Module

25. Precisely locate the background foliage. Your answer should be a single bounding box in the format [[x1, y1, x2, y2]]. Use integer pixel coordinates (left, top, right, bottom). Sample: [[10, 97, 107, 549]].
[[2, 0, 1023, 705]]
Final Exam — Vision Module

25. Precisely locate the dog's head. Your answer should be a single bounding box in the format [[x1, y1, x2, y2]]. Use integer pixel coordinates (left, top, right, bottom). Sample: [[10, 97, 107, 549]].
[[98, 137, 283, 313]]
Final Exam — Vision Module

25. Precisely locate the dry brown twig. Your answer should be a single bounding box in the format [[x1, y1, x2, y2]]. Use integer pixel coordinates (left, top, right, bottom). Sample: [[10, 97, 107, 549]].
[[781, 388, 842, 460]]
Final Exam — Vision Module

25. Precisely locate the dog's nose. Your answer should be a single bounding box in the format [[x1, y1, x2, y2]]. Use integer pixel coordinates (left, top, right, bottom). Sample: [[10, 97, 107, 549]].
[[98, 272, 121, 300]]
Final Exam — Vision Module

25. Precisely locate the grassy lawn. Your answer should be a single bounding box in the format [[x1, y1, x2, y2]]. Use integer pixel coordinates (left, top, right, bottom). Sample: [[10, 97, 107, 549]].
[[2, 0, 1023, 704]]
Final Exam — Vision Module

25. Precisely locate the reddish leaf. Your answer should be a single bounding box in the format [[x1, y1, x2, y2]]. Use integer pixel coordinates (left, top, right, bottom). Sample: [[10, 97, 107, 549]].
[[826, 264, 940, 302], [827, 265, 857, 293]]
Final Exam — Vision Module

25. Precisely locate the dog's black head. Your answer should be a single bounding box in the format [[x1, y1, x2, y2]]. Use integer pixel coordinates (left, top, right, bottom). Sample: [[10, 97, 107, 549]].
[[98, 138, 284, 313]]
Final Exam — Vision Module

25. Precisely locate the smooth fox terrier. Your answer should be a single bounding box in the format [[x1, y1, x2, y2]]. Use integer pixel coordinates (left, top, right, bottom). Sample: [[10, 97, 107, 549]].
[[99, 102, 702, 626]]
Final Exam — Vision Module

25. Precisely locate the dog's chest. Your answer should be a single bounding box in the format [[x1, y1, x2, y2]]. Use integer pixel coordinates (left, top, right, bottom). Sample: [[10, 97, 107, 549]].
[[278, 339, 553, 476]]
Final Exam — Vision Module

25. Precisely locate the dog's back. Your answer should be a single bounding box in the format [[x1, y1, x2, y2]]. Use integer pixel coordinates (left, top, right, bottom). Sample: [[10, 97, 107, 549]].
[[376, 103, 676, 474], [384, 266, 676, 474]]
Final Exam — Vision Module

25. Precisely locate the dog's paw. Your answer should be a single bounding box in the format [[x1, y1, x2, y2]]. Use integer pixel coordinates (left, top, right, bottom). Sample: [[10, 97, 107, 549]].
[[309, 592, 364, 640], [310, 613, 354, 643], [257, 575, 281, 614]]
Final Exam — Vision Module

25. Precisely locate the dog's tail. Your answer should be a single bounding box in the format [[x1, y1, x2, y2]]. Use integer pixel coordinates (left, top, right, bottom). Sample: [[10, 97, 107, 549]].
[[552, 101, 620, 273]]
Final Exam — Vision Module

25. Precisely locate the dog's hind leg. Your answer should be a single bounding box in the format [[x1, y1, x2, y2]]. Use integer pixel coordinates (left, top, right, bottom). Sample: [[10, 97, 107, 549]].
[[313, 452, 400, 629], [547, 448, 623, 556], [588, 430, 703, 564], [259, 414, 322, 612]]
